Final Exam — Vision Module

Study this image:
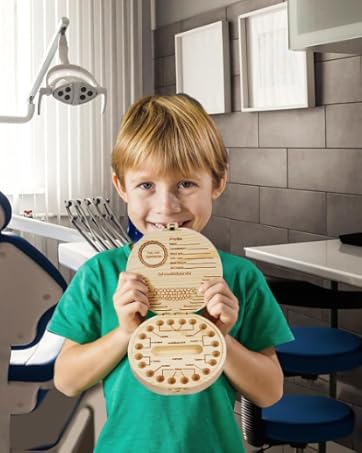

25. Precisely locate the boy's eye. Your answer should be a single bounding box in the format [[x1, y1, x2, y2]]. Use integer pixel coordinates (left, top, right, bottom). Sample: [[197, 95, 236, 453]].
[[179, 181, 195, 189], [139, 182, 153, 190]]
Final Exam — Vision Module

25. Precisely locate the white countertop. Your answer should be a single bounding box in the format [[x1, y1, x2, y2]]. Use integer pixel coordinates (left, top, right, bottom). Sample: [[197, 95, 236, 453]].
[[244, 239, 362, 288], [59, 241, 97, 271], [60, 238, 362, 288]]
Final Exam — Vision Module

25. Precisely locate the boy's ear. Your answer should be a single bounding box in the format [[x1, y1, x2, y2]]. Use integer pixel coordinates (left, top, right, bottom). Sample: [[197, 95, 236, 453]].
[[112, 173, 128, 203], [212, 171, 227, 200]]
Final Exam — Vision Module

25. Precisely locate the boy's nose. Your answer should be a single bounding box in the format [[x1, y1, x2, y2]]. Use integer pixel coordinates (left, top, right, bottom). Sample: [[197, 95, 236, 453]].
[[156, 191, 181, 214]]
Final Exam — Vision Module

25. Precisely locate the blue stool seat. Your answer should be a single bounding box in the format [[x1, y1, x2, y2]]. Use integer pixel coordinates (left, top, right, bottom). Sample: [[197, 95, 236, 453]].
[[277, 327, 362, 375], [263, 395, 355, 444]]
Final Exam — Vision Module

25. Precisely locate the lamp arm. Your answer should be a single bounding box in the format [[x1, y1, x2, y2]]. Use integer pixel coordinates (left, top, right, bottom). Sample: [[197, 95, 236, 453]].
[[0, 17, 69, 124], [29, 17, 69, 101], [0, 104, 35, 124]]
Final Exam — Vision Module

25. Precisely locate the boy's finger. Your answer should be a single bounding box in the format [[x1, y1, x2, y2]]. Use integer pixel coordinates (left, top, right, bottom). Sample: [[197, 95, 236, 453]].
[[206, 294, 236, 311], [198, 277, 229, 294], [208, 303, 234, 323], [118, 271, 141, 280], [114, 289, 149, 307], [121, 301, 148, 320], [131, 301, 149, 317], [116, 271, 147, 290], [201, 308, 218, 323], [199, 277, 223, 287], [118, 279, 149, 296], [200, 282, 230, 300]]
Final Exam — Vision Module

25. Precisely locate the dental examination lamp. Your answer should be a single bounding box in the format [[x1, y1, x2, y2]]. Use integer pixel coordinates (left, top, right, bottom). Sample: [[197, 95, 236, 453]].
[[0, 17, 107, 124]]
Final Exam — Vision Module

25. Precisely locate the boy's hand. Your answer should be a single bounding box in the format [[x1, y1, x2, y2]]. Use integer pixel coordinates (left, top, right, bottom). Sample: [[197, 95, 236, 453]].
[[199, 278, 239, 336], [113, 272, 149, 336]]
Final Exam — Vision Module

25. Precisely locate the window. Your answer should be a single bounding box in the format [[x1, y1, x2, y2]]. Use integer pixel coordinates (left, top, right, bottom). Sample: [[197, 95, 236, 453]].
[[0, 1, 35, 194], [0, 0, 146, 219]]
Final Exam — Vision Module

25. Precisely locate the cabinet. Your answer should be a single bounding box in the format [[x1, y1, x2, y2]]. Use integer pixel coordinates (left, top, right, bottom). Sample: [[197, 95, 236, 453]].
[[288, 0, 362, 53]]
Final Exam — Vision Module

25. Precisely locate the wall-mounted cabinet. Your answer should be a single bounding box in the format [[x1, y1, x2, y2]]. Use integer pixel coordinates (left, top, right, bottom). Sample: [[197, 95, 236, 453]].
[[239, 3, 315, 112], [175, 21, 231, 115], [288, 0, 362, 53]]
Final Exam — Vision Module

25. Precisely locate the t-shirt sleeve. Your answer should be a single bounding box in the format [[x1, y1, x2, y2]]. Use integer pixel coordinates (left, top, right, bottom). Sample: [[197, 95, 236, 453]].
[[47, 262, 101, 344], [237, 265, 294, 352]]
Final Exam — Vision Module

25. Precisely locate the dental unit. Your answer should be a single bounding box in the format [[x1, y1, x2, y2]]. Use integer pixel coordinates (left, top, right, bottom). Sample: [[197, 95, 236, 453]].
[[0, 17, 107, 124]]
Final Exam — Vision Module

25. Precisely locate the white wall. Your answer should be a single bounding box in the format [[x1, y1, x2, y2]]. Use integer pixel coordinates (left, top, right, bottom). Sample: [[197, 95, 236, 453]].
[[155, 0, 237, 28]]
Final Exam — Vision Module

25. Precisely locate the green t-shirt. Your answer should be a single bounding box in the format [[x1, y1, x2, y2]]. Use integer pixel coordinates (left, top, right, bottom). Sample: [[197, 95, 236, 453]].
[[48, 244, 294, 453]]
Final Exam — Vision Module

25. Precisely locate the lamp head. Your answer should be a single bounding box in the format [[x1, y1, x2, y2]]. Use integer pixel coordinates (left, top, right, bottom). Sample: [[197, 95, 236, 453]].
[[38, 64, 107, 113]]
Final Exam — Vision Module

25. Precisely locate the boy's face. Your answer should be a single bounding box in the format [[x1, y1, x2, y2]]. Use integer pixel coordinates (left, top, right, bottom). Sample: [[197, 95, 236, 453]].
[[112, 163, 226, 234]]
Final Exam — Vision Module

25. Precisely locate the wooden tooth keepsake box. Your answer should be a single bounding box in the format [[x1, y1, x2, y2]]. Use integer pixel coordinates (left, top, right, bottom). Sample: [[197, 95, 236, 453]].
[[127, 224, 226, 395]]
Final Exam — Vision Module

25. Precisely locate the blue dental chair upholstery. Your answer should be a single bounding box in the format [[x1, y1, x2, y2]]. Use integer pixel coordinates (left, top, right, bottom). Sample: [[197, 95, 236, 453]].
[[0, 191, 94, 452]]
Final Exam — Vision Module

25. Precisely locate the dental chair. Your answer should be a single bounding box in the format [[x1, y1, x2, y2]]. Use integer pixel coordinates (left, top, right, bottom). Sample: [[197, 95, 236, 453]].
[[0, 191, 95, 452]]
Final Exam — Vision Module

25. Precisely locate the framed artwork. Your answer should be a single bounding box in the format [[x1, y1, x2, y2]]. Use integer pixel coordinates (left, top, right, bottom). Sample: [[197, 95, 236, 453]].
[[238, 3, 315, 112], [175, 21, 231, 115]]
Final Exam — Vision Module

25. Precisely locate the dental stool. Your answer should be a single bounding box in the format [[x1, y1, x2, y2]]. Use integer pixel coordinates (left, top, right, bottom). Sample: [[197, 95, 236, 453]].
[[240, 277, 362, 452], [267, 277, 362, 401], [241, 394, 354, 453], [0, 191, 94, 452]]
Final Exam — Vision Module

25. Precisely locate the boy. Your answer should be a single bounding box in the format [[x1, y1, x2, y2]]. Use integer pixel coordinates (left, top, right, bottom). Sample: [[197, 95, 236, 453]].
[[48, 94, 294, 452]]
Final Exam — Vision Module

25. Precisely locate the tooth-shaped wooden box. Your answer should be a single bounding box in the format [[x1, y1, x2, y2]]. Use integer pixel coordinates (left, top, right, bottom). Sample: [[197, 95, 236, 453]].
[[127, 224, 226, 395]]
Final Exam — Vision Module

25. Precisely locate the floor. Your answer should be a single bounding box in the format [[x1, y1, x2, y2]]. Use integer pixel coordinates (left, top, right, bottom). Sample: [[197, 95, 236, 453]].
[[244, 443, 354, 453]]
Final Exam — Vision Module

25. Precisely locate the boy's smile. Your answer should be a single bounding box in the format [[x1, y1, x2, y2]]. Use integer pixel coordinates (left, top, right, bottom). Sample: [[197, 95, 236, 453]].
[[113, 164, 226, 235]]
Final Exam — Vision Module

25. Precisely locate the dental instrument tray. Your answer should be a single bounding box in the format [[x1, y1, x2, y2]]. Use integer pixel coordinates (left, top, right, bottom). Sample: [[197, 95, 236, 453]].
[[127, 224, 226, 395], [65, 197, 130, 252], [339, 232, 362, 246]]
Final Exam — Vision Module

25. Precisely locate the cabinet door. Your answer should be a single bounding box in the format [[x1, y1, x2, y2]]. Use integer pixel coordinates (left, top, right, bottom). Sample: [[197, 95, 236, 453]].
[[288, 0, 362, 53]]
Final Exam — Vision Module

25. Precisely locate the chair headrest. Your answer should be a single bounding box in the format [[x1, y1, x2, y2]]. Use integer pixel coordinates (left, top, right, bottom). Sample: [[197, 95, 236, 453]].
[[0, 191, 12, 232]]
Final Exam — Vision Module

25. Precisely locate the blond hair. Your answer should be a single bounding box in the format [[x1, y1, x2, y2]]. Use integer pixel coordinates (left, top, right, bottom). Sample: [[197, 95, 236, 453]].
[[112, 94, 228, 186]]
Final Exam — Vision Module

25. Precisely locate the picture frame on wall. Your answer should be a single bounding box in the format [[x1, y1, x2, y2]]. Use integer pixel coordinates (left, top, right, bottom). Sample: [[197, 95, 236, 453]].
[[238, 3, 315, 112], [175, 21, 231, 115]]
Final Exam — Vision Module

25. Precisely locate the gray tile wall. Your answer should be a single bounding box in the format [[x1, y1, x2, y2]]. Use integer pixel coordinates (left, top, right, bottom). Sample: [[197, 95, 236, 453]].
[[154, 1, 362, 450]]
